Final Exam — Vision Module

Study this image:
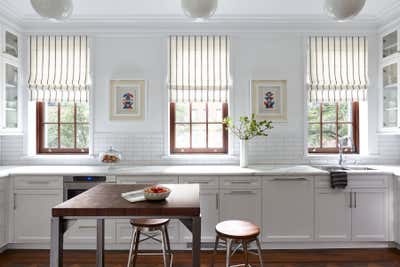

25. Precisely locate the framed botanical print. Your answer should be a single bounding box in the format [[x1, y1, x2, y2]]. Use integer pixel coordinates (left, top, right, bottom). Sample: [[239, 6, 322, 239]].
[[110, 80, 145, 120], [251, 80, 287, 122]]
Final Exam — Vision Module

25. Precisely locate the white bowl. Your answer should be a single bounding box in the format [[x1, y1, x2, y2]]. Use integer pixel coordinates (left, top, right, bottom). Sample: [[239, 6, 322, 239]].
[[144, 186, 171, 201]]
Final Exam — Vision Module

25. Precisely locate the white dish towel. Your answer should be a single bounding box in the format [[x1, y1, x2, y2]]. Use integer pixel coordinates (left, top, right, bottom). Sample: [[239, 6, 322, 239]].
[[121, 189, 146, 203]]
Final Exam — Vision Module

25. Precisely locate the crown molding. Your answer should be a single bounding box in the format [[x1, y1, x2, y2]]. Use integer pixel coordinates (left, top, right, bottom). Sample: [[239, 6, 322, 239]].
[[377, 1, 400, 33], [0, 0, 23, 30], [19, 14, 379, 34]]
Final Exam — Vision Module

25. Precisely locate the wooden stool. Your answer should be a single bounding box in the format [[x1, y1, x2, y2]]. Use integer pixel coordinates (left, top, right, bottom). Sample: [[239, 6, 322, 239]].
[[211, 220, 264, 267], [127, 219, 173, 267]]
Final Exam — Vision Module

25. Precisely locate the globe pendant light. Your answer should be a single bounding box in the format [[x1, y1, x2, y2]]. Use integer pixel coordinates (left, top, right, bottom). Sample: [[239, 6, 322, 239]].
[[324, 0, 366, 21], [181, 0, 218, 19], [31, 0, 73, 21]]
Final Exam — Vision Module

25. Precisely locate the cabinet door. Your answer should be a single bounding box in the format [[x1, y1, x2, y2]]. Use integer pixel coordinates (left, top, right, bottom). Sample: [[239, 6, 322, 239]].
[[315, 189, 351, 241], [220, 189, 261, 226], [382, 62, 398, 128], [3, 29, 19, 59], [351, 189, 388, 241], [14, 190, 62, 243], [181, 189, 219, 243], [0, 179, 8, 247], [262, 177, 314, 242], [65, 220, 114, 244]]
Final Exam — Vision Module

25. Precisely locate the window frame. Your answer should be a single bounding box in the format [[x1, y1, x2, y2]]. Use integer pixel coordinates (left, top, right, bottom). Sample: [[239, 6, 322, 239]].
[[170, 102, 228, 154], [308, 102, 360, 154], [36, 102, 89, 154]]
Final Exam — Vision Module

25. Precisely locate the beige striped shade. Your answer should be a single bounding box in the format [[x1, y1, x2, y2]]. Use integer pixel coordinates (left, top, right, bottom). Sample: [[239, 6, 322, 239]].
[[28, 35, 90, 103], [307, 36, 368, 103], [168, 35, 231, 103]]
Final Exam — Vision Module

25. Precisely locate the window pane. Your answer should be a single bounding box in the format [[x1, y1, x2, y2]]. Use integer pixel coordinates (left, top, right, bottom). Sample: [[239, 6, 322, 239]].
[[322, 103, 336, 122], [209, 124, 223, 148], [192, 102, 206, 123], [60, 103, 75, 123], [44, 103, 58, 123], [322, 124, 337, 148], [76, 103, 89, 123], [175, 103, 190, 122], [175, 124, 190, 148], [77, 124, 89, 148], [209, 103, 223, 122], [44, 124, 58, 148], [192, 124, 207, 148], [60, 124, 75, 148], [338, 103, 352, 122], [308, 124, 320, 148], [308, 103, 320, 123]]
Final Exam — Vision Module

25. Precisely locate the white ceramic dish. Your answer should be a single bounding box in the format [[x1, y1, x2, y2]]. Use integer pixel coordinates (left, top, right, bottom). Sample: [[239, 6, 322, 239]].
[[144, 186, 171, 201]]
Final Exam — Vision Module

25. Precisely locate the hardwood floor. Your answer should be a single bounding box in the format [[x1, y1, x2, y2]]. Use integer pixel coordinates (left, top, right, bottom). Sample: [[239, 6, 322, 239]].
[[0, 249, 400, 267]]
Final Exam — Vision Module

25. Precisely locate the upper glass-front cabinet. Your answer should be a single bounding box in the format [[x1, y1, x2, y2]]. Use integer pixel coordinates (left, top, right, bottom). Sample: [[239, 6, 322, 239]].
[[383, 31, 398, 59], [4, 30, 18, 59], [3, 62, 18, 129], [382, 63, 398, 128]]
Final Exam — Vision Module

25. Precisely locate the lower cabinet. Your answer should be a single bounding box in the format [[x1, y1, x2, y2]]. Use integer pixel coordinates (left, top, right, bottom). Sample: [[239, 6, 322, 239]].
[[65, 220, 115, 244], [14, 189, 62, 243], [262, 177, 314, 242], [219, 189, 261, 226], [0, 179, 9, 248], [315, 189, 351, 241], [351, 189, 388, 241]]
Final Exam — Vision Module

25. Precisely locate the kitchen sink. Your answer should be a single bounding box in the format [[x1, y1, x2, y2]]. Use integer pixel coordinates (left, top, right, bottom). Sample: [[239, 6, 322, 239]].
[[317, 165, 377, 172]]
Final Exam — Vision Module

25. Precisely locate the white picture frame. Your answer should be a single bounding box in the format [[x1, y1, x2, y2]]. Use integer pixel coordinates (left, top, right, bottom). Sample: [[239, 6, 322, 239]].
[[251, 80, 287, 122], [110, 80, 145, 120]]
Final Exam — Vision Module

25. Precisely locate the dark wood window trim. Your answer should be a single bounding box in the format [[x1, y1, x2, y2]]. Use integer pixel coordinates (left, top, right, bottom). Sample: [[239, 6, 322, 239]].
[[37, 102, 89, 154], [170, 102, 228, 154], [308, 102, 359, 154]]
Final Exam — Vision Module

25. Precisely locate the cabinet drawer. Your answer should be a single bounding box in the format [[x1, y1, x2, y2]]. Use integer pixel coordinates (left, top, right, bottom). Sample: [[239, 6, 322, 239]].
[[65, 220, 114, 244], [179, 176, 218, 189], [316, 175, 388, 188], [220, 176, 260, 188], [117, 176, 178, 185], [14, 176, 63, 189], [0, 179, 7, 189]]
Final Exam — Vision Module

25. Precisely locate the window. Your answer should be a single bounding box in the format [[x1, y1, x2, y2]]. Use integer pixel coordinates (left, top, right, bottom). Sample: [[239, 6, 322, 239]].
[[308, 102, 359, 153], [168, 36, 231, 154], [37, 102, 89, 154], [170, 102, 228, 153]]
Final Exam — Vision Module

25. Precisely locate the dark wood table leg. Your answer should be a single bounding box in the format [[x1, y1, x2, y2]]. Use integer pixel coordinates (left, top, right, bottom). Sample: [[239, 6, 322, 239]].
[[192, 216, 201, 267], [50, 217, 63, 267], [97, 219, 105, 267]]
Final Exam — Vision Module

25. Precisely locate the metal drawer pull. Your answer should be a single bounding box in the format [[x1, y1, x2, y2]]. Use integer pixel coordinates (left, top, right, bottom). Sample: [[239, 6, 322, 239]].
[[230, 180, 252, 184], [225, 191, 256, 195], [27, 181, 51, 185], [189, 181, 211, 184], [349, 192, 352, 208], [216, 193, 219, 210], [271, 178, 307, 181], [79, 226, 97, 229], [13, 193, 16, 210], [354, 192, 357, 208]]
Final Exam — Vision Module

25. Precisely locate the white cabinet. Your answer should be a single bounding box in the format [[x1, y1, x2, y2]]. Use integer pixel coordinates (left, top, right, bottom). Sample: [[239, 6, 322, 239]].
[[315, 189, 351, 241], [14, 189, 62, 243], [262, 177, 314, 242], [396, 176, 400, 244], [65, 220, 115, 245], [179, 176, 219, 243], [0, 179, 9, 248], [351, 189, 388, 241], [220, 189, 261, 225]]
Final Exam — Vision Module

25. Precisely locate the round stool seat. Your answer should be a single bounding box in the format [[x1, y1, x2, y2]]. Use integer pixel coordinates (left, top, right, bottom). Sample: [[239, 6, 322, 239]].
[[216, 220, 260, 240], [130, 218, 170, 227]]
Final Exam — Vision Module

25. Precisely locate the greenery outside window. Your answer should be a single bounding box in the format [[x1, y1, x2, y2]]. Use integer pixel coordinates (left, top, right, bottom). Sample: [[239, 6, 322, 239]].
[[37, 102, 89, 154], [308, 102, 359, 154]]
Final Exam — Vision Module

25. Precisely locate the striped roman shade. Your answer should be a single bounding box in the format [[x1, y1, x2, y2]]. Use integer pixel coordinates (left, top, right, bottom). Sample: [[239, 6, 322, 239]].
[[307, 36, 368, 103], [168, 35, 231, 103], [28, 35, 90, 103]]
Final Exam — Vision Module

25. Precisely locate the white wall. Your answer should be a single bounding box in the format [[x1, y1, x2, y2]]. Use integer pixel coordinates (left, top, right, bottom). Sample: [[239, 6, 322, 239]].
[[2, 30, 399, 165]]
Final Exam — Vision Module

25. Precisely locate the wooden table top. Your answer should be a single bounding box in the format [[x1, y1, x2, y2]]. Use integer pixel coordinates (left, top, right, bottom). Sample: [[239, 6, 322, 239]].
[[52, 184, 200, 217]]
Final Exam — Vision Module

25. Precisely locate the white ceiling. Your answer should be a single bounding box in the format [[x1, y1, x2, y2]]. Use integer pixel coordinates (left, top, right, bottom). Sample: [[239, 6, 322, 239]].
[[4, 0, 400, 18]]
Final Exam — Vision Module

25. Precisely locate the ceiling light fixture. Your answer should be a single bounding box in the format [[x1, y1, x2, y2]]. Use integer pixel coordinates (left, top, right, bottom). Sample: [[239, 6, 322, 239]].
[[181, 0, 218, 19], [31, 0, 73, 21], [324, 0, 366, 21]]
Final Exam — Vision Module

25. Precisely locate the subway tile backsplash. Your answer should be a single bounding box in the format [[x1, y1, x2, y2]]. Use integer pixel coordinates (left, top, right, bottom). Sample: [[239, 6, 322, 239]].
[[0, 133, 400, 165]]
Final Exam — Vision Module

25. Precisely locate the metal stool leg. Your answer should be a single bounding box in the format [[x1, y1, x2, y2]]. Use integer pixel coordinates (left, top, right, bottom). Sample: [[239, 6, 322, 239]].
[[243, 240, 249, 267], [131, 229, 141, 267], [225, 238, 232, 267], [160, 228, 168, 267], [211, 235, 219, 267], [127, 227, 137, 267], [255, 238, 264, 267], [163, 224, 172, 266]]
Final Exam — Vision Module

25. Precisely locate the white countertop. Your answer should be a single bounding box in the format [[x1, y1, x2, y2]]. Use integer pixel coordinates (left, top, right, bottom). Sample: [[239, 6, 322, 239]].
[[0, 164, 399, 178]]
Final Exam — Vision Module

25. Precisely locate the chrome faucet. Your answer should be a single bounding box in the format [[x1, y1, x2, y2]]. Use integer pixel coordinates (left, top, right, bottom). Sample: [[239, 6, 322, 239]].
[[338, 142, 344, 166], [338, 137, 354, 166]]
